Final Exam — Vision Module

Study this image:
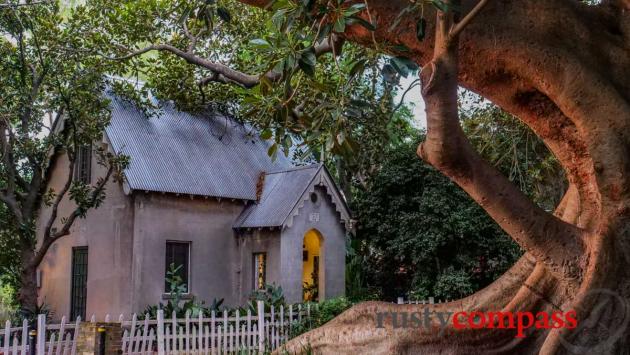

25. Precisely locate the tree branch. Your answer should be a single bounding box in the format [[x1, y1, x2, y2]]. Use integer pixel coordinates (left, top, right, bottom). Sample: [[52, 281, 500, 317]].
[[393, 78, 420, 113], [0, 120, 21, 213], [449, 0, 490, 40], [42, 150, 76, 240], [0, 190, 23, 224], [32, 162, 114, 268], [418, 0, 586, 282], [108, 35, 343, 89]]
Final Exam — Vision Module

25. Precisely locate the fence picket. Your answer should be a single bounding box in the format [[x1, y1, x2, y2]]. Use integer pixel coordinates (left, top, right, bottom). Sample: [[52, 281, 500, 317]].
[[145, 328, 154, 355], [126, 314, 136, 354], [252, 324, 258, 354], [177, 325, 184, 352], [36, 314, 46, 355], [21, 319, 28, 355], [222, 310, 230, 351], [257, 301, 264, 352], [197, 311, 203, 352], [47, 332, 56, 355], [62, 331, 71, 355], [70, 317, 80, 355], [184, 311, 190, 353], [156, 310, 165, 355], [4, 320, 10, 354], [136, 316, 149, 354], [121, 330, 129, 355], [11, 333, 18, 355], [216, 325, 222, 354], [210, 311, 216, 355], [280, 305, 285, 343], [54, 316, 66, 355]]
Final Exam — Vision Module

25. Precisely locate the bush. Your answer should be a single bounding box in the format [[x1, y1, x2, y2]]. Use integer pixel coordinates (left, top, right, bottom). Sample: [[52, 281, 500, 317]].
[[141, 263, 223, 319], [290, 297, 353, 337]]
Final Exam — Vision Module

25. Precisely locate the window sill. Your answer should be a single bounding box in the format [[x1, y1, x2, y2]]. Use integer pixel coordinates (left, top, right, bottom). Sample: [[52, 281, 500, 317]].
[[161, 293, 193, 300]]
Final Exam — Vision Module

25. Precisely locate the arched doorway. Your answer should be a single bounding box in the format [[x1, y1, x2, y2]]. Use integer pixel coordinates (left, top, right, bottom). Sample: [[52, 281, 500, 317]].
[[302, 229, 323, 301]]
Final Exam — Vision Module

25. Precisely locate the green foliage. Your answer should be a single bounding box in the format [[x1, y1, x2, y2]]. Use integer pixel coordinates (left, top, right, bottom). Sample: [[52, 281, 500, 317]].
[[248, 283, 286, 312], [141, 263, 224, 319], [460, 91, 566, 210], [0, 282, 17, 323], [289, 297, 352, 338], [353, 138, 523, 301], [345, 237, 382, 303], [351, 96, 564, 301], [77, 0, 417, 167]]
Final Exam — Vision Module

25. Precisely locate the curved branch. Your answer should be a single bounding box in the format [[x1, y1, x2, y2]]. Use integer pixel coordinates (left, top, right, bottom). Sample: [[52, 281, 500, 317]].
[[42, 150, 76, 240], [418, 3, 586, 282]]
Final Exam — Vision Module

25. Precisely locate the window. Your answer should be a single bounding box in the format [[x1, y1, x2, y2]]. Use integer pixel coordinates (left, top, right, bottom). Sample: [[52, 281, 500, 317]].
[[165, 242, 190, 293], [74, 145, 92, 184], [70, 247, 88, 320], [253, 253, 266, 290]]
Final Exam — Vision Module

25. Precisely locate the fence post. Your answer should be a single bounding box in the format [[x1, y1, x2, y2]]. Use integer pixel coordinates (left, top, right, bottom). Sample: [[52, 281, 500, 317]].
[[97, 327, 106, 355], [36, 314, 45, 355], [257, 301, 264, 352], [429, 297, 435, 304], [397, 297, 404, 304], [157, 309, 165, 355], [28, 329, 36, 355]]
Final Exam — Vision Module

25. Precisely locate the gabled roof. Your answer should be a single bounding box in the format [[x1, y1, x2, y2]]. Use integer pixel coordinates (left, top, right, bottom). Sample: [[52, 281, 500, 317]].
[[105, 96, 292, 200], [233, 164, 352, 230]]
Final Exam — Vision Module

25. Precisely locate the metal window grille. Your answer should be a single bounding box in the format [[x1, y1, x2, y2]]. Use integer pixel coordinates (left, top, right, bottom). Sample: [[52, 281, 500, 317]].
[[74, 145, 92, 184], [70, 246, 88, 320]]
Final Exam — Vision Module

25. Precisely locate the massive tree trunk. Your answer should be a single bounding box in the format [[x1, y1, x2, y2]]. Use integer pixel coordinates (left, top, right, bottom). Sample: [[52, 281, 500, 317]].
[[253, 0, 630, 353]]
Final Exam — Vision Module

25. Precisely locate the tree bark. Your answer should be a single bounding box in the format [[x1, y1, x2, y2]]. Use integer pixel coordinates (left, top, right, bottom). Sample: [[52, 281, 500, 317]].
[[18, 244, 38, 316], [262, 0, 630, 353]]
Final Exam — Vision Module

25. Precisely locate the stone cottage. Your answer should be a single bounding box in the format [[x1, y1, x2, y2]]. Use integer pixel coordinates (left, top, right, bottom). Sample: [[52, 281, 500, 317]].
[[36, 96, 351, 320]]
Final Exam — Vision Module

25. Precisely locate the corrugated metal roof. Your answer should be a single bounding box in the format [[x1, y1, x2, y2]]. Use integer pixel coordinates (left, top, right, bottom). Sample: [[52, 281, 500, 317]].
[[233, 164, 321, 228], [105, 96, 292, 200]]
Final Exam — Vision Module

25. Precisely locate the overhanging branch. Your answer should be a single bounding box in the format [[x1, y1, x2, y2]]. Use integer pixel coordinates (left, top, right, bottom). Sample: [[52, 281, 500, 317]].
[[109, 35, 344, 89]]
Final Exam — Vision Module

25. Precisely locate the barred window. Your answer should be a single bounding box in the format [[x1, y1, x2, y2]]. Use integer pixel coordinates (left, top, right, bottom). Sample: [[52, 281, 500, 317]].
[[74, 145, 92, 184], [70, 247, 88, 320]]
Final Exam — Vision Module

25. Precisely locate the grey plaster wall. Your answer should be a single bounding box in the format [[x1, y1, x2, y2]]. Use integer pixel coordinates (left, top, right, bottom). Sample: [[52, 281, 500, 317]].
[[235, 229, 282, 305], [130, 193, 245, 310], [37, 141, 135, 321], [280, 186, 346, 303]]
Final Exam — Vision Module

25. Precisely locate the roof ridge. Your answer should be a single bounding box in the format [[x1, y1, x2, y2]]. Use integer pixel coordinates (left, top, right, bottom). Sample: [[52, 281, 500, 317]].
[[266, 163, 321, 175]]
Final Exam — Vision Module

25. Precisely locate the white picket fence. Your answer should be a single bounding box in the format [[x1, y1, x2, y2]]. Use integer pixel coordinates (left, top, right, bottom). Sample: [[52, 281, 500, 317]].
[[121, 301, 313, 354], [0, 314, 79, 355], [396, 297, 449, 305], [0, 301, 313, 354]]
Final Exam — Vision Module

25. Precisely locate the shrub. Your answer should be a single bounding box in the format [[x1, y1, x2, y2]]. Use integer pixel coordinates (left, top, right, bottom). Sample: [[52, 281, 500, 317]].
[[290, 297, 353, 337]]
